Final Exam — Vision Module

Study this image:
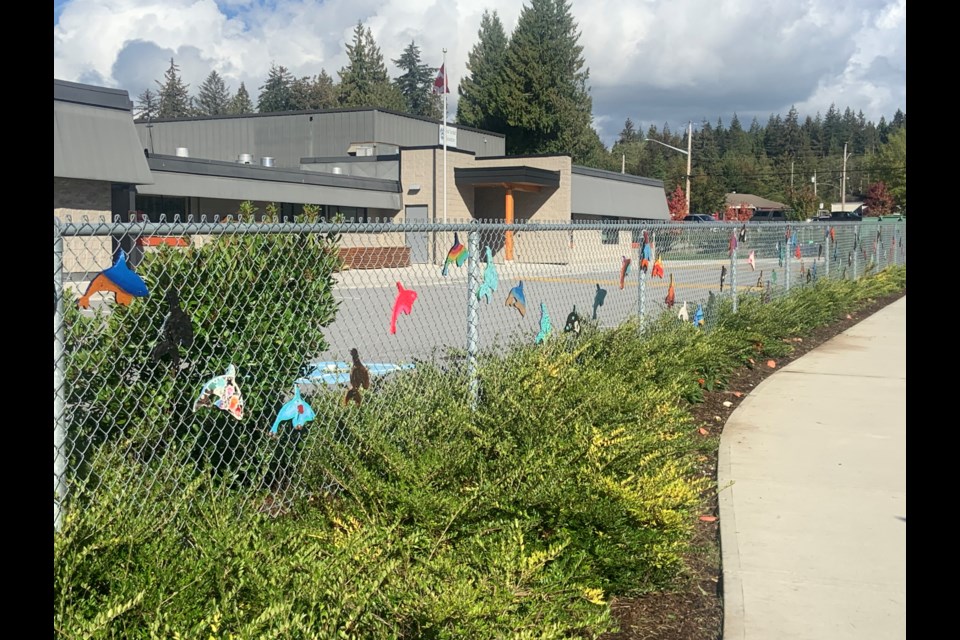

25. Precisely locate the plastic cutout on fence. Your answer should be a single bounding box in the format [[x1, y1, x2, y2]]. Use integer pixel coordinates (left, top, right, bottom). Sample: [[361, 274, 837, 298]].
[[795, 242, 802, 259], [738, 223, 747, 244], [651, 255, 664, 278], [811, 261, 818, 282], [535, 302, 553, 344], [693, 303, 705, 328], [619, 256, 632, 289], [441, 232, 468, 276], [194, 364, 244, 420], [270, 386, 316, 435], [592, 284, 607, 319], [78, 249, 149, 309], [150, 289, 194, 370], [343, 348, 371, 407], [818, 243, 824, 260], [564, 306, 581, 336], [477, 246, 499, 303], [664, 274, 676, 308], [720, 265, 727, 292], [639, 231, 653, 271], [678, 301, 689, 322], [747, 250, 756, 271], [390, 281, 418, 335], [505, 281, 527, 317]]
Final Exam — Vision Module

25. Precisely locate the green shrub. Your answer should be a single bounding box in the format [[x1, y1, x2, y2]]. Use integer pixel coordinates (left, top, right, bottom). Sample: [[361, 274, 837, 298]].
[[64, 229, 342, 494]]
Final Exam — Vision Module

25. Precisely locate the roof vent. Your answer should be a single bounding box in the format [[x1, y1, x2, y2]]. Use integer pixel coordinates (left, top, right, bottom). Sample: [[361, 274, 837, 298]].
[[260, 156, 275, 167], [238, 153, 253, 164], [175, 147, 189, 157]]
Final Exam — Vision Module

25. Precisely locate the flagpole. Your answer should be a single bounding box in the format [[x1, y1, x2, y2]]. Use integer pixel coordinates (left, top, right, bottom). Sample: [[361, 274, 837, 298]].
[[442, 48, 448, 225]]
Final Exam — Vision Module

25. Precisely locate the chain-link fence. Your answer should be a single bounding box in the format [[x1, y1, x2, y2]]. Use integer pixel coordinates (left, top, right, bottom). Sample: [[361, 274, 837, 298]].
[[53, 216, 906, 530]]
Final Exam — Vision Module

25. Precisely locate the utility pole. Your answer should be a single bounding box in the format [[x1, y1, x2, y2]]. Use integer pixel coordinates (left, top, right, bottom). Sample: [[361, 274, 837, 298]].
[[685, 121, 692, 215], [621, 154, 625, 174], [841, 143, 850, 213]]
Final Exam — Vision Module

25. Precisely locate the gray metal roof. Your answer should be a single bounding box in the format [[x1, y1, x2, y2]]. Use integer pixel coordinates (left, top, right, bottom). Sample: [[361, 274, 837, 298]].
[[725, 193, 787, 210], [138, 154, 401, 209], [572, 169, 669, 220], [54, 79, 134, 111], [54, 98, 154, 184]]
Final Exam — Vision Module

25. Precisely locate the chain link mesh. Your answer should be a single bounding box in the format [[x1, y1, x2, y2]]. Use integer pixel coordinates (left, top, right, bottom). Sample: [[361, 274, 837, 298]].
[[53, 216, 906, 530]]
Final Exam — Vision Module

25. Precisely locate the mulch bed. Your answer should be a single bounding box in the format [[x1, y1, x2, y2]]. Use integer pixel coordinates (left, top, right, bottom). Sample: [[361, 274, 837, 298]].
[[600, 290, 906, 640]]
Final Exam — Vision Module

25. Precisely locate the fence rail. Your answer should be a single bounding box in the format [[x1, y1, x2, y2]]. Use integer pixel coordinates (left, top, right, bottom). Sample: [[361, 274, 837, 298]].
[[53, 217, 906, 530]]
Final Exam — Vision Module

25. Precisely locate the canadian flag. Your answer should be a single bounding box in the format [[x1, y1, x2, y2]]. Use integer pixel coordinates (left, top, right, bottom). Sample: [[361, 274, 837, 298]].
[[432, 64, 449, 94]]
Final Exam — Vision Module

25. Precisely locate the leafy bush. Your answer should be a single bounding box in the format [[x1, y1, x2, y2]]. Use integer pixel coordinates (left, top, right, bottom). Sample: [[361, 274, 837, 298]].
[[64, 229, 342, 494]]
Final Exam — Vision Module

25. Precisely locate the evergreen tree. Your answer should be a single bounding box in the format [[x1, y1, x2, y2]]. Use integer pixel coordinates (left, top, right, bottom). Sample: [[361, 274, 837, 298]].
[[338, 22, 405, 110], [392, 41, 441, 119], [457, 9, 509, 132], [196, 70, 232, 116], [258, 64, 294, 113], [291, 71, 339, 110], [229, 82, 254, 114], [617, 118, 640, 145], [135, 88, 159, 120], [156, 58, 191, 118], [497, 0, 604, 163]]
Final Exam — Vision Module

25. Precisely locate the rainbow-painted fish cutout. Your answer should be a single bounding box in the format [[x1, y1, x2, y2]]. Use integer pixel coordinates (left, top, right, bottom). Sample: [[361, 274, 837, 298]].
[[442, 233, 468, 276], [619, 256, 632, 289], [78, 249, 148, 308]]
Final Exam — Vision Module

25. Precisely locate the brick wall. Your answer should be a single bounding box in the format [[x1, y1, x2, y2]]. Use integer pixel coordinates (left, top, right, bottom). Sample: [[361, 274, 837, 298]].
[[338, 246, 410, 269]]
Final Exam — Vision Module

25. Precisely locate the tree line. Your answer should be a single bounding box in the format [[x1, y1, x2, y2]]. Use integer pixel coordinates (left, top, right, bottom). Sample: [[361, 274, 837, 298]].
[[134, 0, 906, 217]]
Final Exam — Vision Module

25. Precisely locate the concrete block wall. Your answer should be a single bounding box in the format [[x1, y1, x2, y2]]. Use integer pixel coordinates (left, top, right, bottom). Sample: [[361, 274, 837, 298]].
[[54, 177, 113, 275]]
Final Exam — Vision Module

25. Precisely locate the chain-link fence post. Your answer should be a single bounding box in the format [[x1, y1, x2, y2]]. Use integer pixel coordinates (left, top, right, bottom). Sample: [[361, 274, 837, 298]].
[[825, 226, 831, 279], [893, 222, 899, 266], [54, 219, 67, 532], [638, 230, 647, 326], [784, 226, 791, 292], [730, 234, 738, 313], [876, 225, 882, 270], [466, 228, 480, 408], [853, 225, 860, 280]]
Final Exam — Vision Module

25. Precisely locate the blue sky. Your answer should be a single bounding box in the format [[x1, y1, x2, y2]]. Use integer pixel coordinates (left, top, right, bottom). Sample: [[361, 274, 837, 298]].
[[53, 0, 906, 146]]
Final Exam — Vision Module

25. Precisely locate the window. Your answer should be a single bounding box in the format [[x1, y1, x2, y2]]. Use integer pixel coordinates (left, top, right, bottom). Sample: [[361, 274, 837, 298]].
[[601, 216, 619, 245]]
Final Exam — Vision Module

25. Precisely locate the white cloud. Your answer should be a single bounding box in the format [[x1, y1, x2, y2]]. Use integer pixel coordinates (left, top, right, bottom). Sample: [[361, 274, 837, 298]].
[[54, 0, 905, 145]]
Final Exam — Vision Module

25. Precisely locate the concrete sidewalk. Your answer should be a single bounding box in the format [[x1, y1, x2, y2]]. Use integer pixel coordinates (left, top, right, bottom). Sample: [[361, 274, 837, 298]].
[[718, 297, 906, 639]]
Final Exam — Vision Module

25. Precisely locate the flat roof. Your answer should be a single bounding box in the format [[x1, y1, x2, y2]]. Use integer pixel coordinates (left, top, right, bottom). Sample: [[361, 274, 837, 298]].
[[454, 166, 561, 188], [54, 78, 134, 111], [139, 154, 401, 209]]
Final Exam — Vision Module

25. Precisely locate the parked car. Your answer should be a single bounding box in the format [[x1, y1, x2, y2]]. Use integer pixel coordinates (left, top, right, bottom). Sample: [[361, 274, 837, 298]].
[[750, 210, 788, 223], [682, 214, 716, 223], [830, 211, 862, 222]]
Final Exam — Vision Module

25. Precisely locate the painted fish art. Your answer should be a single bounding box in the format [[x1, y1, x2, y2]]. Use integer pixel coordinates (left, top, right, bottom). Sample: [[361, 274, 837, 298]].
[[270, 386, 316, 435], [441, 233, 468, 276], [651, 255, 664, 279], [505, 281, 527, 317], [619, 256, 632, 289], [78, 249, 148, 308], [535, 302, 553, 344], [476, 246, 499, 303], [194, 364, 244, 420], [564, 306, 581, 335], [664, 274, 676, 309], [390, 281, 418, 334]]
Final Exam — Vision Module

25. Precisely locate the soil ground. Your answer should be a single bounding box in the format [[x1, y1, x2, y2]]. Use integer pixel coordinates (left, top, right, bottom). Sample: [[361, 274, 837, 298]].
[[600, 290, 906, 640]]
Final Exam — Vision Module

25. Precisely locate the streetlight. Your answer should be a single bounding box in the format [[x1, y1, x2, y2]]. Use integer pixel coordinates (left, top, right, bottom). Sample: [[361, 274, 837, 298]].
[[645, 121, 692, 215]]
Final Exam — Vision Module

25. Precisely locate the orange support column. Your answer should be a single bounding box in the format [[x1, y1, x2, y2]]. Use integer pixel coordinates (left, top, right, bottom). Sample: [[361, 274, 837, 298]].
[[505, 187, 514, 261]]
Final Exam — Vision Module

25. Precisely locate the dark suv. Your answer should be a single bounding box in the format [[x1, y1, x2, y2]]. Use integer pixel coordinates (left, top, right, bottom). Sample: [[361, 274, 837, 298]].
[[751, 210, 787, 223], [682, 214, 716, 222]]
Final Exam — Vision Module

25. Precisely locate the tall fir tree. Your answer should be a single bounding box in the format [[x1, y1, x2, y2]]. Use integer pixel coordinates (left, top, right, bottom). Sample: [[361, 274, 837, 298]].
[[290, 71, 338, 110], [498, 0, 604, 162], [156, 58, 191, 118], [392, 41, 441, 119], [229, 82, 254, 114], [457, 9, 509, 132], [338, 22, 404, 110], [258, 64, 294, 113], [135, 88, 159, 120], [196, 70, 232, 116]]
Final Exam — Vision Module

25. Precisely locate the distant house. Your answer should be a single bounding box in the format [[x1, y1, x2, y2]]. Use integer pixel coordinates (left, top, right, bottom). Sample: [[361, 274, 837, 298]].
[[723, 193, 788, 220]]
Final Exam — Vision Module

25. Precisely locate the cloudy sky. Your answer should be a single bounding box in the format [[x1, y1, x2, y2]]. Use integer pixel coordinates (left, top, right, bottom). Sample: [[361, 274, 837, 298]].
[[53, 0, 906, 146]]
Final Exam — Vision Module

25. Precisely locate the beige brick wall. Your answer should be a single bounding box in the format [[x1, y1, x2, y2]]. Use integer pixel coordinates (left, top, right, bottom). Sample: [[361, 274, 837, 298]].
[[54, 177, 113, 275]]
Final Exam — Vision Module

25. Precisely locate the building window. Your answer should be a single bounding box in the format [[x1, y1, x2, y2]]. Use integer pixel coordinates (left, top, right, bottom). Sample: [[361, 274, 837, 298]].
[[601, 216, 619, 245], [134, 195, 187, 222]]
